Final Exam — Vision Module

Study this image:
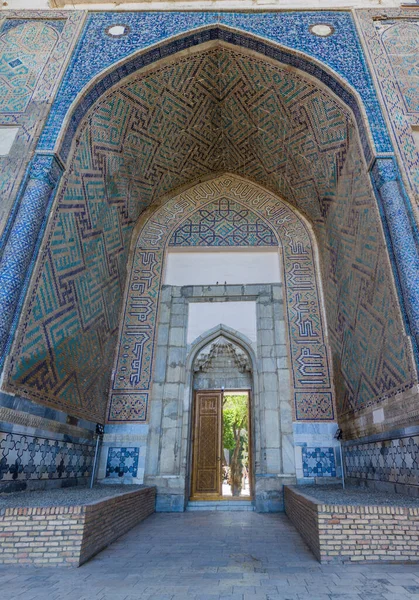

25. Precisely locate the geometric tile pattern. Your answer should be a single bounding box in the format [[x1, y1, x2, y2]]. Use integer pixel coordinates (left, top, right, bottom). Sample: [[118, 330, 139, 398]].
[[7, 48, 352, 423], [302, 447, 336, 477], [106, 447, 139, 478], [0, 22, 58, 113], [37, 11, 391, 156], [371, 157, 419, 351], [110, 174, 334, 422], [356, 10, 419, 207], [1, 19, 65, 35], [323, 138, 416, 417], [0, 154, 63, 367], [169, 198, 278, 247], [382, 22, 419, 115], [0, 430, 95, 484], [0, 12, 85, 242], [344, 435, 419, 487], [0, 20, 58, 240]]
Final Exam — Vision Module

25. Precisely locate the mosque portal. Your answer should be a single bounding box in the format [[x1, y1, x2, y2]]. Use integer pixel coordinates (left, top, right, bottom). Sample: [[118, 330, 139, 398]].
[[1, 23, 418, 522]]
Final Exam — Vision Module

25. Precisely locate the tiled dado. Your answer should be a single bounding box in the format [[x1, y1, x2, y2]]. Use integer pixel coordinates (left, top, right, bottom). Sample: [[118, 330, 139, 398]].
[[0, 391, 97, 492], [0, 430, 95, 492], [343, 432, 419, 492]]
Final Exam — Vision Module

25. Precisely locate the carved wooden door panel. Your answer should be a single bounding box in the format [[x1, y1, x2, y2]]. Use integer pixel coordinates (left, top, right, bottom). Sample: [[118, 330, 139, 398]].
[[191, 391, 222, 498]]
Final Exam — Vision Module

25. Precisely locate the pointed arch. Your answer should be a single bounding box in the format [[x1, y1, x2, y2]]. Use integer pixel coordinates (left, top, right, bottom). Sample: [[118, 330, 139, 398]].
[[187, 324, 257, 376], [49, 26, 375, 166], [109, 173, 335, 424]]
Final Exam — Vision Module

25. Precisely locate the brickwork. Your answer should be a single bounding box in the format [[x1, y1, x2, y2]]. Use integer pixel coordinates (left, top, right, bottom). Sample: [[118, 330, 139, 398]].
[[0, 486, 155, 566], [284, 486, 419, 563]]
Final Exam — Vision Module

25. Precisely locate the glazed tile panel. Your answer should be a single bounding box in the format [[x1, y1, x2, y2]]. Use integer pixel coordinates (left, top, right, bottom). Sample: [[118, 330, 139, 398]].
[[344, 435, 419, 488], [356, 11, 419, 206], [302, 447, 337, 478], [0, 13, 84, 240], [323, 137, 416, 417], [5, 49, 351, 422], [169, 198, 278, 247], [37, 11, 391, 156], [110, 175, 334, 422], [0, 430, 95, 485], [0, 21, 58, 113], [106, 447, 139, 478]]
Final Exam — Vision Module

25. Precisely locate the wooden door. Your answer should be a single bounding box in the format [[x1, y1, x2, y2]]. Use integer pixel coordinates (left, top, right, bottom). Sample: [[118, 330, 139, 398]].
[[191, 391, 222, 499]]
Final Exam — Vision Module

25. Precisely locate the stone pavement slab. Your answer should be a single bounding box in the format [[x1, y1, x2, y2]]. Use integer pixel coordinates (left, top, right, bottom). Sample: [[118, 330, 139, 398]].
[[1, 512, 419, 600]]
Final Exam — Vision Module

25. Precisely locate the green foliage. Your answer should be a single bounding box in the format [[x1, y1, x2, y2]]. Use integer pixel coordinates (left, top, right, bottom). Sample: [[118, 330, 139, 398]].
[[222, 394, 248, 451], [223, 410, 236, 451]]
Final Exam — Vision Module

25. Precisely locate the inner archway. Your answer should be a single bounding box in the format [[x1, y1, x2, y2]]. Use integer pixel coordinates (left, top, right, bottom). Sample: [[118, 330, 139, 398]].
[[191, 336, 253, 501], [3, 38, 415, 509]]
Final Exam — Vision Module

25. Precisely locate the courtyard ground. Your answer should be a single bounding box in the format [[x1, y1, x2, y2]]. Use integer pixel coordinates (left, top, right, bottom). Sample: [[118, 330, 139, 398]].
[[0, 511, 418, 600]]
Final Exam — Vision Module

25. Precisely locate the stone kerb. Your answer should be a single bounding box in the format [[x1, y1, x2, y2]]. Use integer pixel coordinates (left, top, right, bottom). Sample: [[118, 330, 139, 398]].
[[284, 485, 419, 564], [0, 486, 155, 567]]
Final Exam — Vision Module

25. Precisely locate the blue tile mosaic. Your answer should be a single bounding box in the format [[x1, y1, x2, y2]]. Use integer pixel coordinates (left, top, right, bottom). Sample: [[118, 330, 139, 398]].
[[106, 447, 139, 478], [8, 58, 22, 68], [0, 430, 95, 485], [0, 18, 66, 35], [0, 154, 63, 367], [37, 11, 391, 158], [344, 435, 419, 487], [302, 447, 337, 477]]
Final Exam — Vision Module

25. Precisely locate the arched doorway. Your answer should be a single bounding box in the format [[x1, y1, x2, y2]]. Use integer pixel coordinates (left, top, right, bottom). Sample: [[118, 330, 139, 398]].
[[3, 34, 415, 509], [190, 335, 253, 501]]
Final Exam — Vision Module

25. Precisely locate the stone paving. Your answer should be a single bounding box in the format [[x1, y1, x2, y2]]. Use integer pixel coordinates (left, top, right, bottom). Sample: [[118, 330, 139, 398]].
[[1, 511, 419, 600]]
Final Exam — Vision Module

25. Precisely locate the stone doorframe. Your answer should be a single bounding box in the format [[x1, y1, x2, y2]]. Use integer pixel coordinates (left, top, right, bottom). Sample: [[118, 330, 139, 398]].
[[144, 283, 297, 512]]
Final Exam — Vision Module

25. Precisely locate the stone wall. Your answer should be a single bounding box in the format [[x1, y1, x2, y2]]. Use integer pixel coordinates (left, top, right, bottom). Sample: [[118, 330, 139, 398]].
[[144, 283, 299, 513], [0, 486, 155, 566], [284, 486, 419, 563]]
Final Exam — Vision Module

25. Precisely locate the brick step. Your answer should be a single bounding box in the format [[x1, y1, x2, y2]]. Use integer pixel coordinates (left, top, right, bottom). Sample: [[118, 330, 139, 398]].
[[186, 500, 255, 511]]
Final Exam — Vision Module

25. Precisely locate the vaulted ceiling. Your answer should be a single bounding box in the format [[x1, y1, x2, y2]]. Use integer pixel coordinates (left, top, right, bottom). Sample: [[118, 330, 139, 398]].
[[85, 45, 352, 226], [7, 44, 358, 422]]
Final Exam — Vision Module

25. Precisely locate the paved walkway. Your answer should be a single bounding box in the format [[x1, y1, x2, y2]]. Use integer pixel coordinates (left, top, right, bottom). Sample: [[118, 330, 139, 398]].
[[1, 512, 419, 600]]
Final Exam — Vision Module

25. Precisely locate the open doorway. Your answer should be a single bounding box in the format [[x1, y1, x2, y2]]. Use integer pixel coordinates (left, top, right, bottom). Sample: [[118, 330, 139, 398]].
[[190, 389, 252, 501], [221, 391, 251, 498]]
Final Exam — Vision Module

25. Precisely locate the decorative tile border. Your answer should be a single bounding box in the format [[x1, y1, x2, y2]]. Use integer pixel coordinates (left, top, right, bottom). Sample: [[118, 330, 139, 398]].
[[109, 175, 334, 422], [0, 430, 95, 486], [344, 434, 419, 487], [0, 11, 85, 245], [34, 12, 389, 161], [355, 9, 419, 202]]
